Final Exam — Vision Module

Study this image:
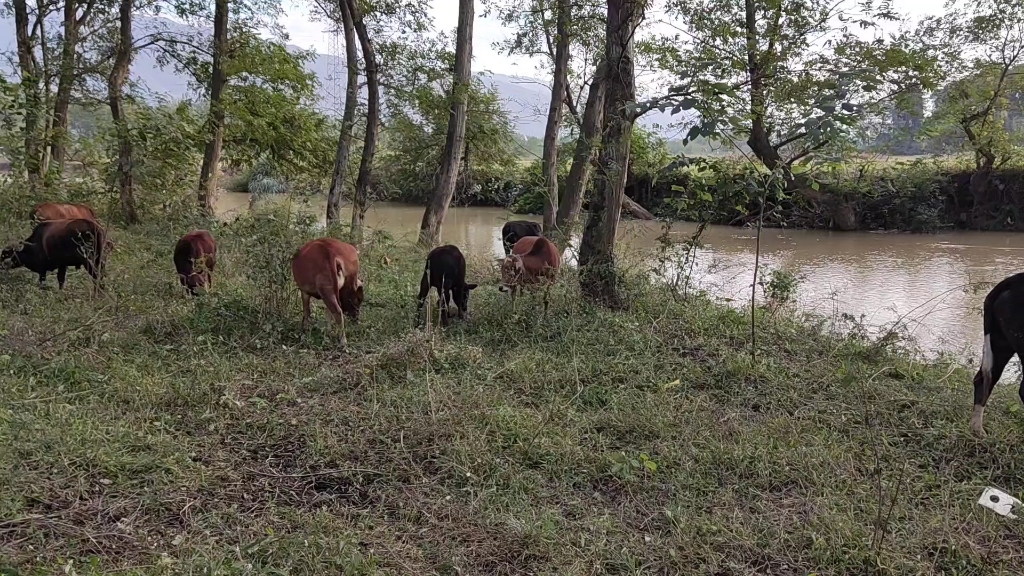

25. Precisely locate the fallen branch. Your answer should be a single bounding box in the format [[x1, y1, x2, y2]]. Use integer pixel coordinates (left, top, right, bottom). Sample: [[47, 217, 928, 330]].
[[621, 195, 654, 220]]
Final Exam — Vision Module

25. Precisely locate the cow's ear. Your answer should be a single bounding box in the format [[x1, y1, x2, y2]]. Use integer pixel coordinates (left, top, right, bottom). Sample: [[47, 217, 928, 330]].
[[465, 283, 478, 290]]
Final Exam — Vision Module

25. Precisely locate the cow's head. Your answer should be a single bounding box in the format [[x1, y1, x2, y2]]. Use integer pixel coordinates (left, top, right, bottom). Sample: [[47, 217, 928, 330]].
[[498, 255, 524, 294], [0, 243, 24, 270], [341, 279, 364, 321], [455, 282, 479, 315]]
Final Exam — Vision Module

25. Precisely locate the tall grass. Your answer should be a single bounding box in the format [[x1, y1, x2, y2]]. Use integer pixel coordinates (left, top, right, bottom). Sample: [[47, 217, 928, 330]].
[[0, 212, 1022, 575]]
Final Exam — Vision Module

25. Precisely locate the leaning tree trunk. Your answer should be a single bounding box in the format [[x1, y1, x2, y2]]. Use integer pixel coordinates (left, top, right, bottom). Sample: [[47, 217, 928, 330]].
[[108, 0, 137, 224], [50, 0, 85, 173], [326, 0, 358, 226], [197, 0, 229, 215], [556, 58, 606, 245], [347, 0, 380, 242], [578, 0, 640, 306], [13, 0, 43, 190], [540, 0, 571, 235], [418, 0, 474, 247]]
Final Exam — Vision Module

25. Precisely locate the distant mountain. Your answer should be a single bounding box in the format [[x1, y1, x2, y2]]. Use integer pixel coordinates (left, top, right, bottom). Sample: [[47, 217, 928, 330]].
[[0, 15, 678, 138]]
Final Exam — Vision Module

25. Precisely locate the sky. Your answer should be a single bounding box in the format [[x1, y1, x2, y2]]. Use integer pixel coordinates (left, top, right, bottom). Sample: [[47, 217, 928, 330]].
[[278, 0, 942, 79]]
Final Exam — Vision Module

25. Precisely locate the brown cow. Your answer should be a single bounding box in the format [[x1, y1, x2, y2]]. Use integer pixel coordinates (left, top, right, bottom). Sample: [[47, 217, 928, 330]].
[[499, 235, 560, 313], [1, 218, 106, 291], [30, 202, 98, 223], [174, 230, 217, 295], [291, 238, 363, 347]]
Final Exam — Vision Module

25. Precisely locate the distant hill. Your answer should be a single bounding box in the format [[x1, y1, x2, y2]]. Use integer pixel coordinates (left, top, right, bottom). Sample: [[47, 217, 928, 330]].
[[0, 15, 679, 139]]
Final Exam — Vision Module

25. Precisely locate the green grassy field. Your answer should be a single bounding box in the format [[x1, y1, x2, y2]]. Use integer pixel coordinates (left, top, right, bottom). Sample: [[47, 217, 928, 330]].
[[1, 214, 1023, 575]]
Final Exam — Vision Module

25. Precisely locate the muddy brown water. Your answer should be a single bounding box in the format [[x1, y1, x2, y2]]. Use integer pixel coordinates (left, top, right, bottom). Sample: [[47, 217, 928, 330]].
[[216, 192, 1024, 364]]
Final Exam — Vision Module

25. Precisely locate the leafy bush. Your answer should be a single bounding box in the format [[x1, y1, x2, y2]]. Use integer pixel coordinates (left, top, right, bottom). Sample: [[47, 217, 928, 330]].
[[221, 201, 321, 317]]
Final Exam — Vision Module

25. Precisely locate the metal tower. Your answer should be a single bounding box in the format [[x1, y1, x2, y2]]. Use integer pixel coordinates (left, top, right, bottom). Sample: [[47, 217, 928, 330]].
[[324, 11, 344, 118]]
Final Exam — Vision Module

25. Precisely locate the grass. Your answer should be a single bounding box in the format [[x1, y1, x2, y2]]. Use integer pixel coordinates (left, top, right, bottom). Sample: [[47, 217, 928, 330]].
[[1, 213, 1024, 575]]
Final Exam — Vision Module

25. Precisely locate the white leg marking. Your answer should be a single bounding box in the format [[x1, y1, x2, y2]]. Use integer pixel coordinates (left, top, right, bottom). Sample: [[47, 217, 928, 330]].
[[971, 404, 986, 437], [982, 333, 994, 375]]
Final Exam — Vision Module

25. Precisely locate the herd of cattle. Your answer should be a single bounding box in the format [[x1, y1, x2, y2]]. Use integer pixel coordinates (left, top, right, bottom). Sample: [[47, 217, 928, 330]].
[[0, 204, 559, 346], [2, 202, 1022, 438]]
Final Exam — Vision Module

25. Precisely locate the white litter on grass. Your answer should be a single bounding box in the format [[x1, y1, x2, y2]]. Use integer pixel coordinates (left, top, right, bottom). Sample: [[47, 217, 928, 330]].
[[978, 487, 1021, 519]]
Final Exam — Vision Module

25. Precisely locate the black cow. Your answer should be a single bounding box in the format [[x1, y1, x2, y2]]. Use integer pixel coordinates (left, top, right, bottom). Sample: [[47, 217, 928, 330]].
[[971, 272, 1024, 437], [417, 245, 477, 325], [501, 220, 542, 256], [1, 218, 106, 290]]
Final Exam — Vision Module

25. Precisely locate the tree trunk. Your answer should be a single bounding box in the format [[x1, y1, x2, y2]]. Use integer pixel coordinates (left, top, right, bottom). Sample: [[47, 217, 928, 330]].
[[326, 0, 358, 226], [347, 0, 380, 242], [197, 0, 228, 215], [578, 0, 640, 306], [743, 0, 781, 172], [108, 0, 137, 224], [13, 0, 43, 189], [418, 0, 474, 247], [50, 0, 84, 173], [556, 59, 606, 245], [540, 0, 571, 235]]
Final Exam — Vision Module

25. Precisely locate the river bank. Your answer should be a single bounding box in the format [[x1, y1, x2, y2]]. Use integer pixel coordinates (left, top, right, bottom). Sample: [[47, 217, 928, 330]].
[[214, 194, 1019, 360], [393, 157, 1024, 234], [0, 217, 1020, 574]]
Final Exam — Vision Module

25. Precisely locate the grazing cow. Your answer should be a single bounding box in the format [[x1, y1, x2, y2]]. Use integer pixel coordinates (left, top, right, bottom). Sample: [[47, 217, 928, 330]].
[[173, 230, 217, 295], [30, 202, 97, 223], [0, 218, 106, 290], [499, 235, 560, 312], [501, 220, 542, 256], [417, 245, 478, 326], [291, 238, 363, 347], [971, 273, 1024, 437]]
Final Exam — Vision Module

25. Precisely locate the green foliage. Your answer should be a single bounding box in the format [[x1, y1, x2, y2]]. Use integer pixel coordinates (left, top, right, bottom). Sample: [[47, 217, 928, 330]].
[[920, 0, 1024, 171], [376, 78, 521, 205], [647, 0, 944, 168], [214, 33, 336, 188], [121, 102, 206, 221], [221, 202, 320, 318], [760, 268, 801, 313]]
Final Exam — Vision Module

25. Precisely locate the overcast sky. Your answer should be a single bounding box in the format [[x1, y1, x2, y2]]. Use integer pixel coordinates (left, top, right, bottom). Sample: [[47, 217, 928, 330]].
[[278, 0, 941, 78]]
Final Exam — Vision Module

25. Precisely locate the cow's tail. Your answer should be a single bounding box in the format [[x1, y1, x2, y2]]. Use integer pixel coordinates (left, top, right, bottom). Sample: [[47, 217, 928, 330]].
[[335, 256, 347, 292]]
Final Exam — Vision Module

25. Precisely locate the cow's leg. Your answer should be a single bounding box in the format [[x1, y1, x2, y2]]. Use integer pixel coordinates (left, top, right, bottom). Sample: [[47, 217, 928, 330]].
[[300, 293, 312, 333], [441, 288, 453, 326], [416, 270, 430, 327], [37, 271, 47, 289], [56, 266, 68, 290], [321, 286, 347, 348], [971, 332, 1015, 437]]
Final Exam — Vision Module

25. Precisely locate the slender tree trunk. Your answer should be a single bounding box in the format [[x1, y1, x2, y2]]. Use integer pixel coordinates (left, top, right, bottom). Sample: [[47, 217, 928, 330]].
[[39, 12, 52, 178], [197, 0, 228, 215], [108, 0, 137, 224], [13, 0, 42, 189], [578, 0, 641, 306], [50, 0, 84, 173], [556, 59, 606, 245], [541, 0, 571, 234], [326, 0, 358, 226], [346, 0, 379, 242], [418, 0, 474, 247]]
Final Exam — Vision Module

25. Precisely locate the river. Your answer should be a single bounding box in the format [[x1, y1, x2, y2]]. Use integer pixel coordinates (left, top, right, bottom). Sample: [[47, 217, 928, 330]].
[[216, 192, 1024, 363]]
